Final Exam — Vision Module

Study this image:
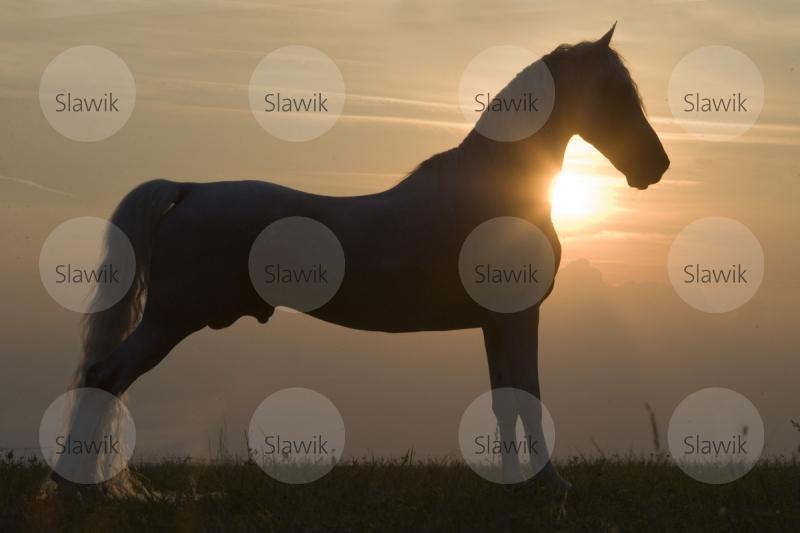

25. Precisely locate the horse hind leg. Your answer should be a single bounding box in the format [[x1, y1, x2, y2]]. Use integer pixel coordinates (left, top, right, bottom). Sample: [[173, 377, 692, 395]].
[[40, 313, 197, 498], [84, 312, 197, 396]]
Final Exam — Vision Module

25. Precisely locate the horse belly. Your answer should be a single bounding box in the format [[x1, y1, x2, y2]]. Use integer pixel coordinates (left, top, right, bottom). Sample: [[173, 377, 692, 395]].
[[309, 266, 485, 332]]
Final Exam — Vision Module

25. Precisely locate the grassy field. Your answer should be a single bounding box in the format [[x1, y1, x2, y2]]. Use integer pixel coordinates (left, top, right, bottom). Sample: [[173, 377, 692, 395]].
[[1, 453, 798, 532]]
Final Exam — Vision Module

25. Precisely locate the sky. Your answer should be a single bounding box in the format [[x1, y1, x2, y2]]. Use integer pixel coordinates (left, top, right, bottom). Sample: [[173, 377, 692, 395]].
[[0, 0, 798, 464]]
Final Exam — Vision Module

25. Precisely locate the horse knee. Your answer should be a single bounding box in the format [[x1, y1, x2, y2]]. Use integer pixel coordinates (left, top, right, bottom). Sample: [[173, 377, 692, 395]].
[[84, 358, 125, 395], [491, 390, 518, 429]]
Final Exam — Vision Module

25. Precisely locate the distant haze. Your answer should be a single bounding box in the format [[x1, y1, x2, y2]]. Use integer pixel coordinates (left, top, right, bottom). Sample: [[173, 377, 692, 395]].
[[0, 0, 798, 462]]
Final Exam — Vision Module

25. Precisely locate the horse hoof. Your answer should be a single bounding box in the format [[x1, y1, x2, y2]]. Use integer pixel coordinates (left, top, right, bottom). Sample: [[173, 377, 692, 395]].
[[38, 469, 154, 501], [37, 472, 77, 500], [501, 467, 527, 485], [549, 475, 572, 493], [539, 468, 572, 493]]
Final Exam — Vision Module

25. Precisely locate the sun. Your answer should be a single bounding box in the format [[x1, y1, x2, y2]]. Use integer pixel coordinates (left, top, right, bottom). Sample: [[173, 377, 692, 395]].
[[549, 169, 614, 231], [551, 170, 601, 219], [548, 137, 617, 231]]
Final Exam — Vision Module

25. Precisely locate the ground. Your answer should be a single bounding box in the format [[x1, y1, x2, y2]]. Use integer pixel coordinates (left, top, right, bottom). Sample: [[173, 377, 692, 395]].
[[1, 453, 798, 532]]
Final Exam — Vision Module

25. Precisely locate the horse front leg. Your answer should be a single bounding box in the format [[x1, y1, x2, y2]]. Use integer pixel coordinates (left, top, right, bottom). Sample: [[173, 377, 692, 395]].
[[482, 324, 525, 484], [485, 307, 571, 492]]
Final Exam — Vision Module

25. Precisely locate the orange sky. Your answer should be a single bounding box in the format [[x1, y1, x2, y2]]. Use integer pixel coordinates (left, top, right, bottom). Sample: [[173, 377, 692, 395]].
[[0, 0, 798, 461]]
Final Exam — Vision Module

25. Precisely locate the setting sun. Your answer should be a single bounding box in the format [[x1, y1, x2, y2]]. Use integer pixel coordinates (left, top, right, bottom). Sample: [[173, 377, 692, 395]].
[[550, 169, 615, 231], [549, 137, 617, 231], [551, 170, 601, 218]]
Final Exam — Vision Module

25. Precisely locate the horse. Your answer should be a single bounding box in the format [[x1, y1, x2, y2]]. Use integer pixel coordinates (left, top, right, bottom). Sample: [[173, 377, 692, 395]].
[[67, 24, 669, 492]]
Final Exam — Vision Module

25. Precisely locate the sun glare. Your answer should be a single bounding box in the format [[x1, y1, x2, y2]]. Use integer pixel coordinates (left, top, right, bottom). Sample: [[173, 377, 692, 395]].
[[549, 139, 616, 231], [551, 170, 603, 218]]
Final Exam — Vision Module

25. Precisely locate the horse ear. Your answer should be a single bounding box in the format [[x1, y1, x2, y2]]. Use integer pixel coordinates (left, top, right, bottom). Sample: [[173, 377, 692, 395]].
[[597, 22, 617, 48]]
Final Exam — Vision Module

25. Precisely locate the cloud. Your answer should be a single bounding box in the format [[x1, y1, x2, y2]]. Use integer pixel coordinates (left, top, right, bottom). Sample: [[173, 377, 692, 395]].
[[4, 0, 344, 20], [0, 175, 75, 198], [346, 93, 460, 113], [652, 118, 800, 146], [338, 113, 468, 132]]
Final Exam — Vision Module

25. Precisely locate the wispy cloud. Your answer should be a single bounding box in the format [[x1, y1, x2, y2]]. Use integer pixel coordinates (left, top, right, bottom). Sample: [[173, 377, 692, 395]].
[[0, 175, 75, 198], [346, 93, 460, 113], [651, 117, 800, 146], [339, 113, 468, 131]]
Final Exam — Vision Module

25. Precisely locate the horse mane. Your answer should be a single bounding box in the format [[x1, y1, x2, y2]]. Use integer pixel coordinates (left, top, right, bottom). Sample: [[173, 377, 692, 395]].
[[392, 149, 455, 188], [543, 41, 645, 112]]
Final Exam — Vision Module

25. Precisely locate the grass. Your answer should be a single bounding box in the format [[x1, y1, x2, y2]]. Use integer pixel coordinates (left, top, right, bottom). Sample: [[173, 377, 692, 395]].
[[1, 451, 798, 532]]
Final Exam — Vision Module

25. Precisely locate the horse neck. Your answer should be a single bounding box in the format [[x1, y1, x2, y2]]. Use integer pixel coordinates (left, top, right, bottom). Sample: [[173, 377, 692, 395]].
[[451, 115, 572, 221]]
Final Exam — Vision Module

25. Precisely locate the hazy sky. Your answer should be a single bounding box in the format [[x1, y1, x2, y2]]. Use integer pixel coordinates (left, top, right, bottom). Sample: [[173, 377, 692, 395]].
[[1, 0, 798, 463]]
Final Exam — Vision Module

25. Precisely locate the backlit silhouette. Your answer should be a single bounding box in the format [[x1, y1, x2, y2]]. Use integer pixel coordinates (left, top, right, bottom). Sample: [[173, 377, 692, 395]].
[[65, 25, 669, 491]]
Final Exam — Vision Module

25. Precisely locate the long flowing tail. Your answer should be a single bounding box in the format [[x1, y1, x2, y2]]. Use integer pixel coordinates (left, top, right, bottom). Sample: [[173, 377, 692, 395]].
[[75, 179, 183, 388]]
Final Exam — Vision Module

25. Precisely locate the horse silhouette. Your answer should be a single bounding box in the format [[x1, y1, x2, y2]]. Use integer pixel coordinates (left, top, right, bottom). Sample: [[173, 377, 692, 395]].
[[67, 24, 669, 491]]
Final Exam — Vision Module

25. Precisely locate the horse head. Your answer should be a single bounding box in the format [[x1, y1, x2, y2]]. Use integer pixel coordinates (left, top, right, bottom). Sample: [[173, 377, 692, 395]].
[[549, 24, 670, 189]]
